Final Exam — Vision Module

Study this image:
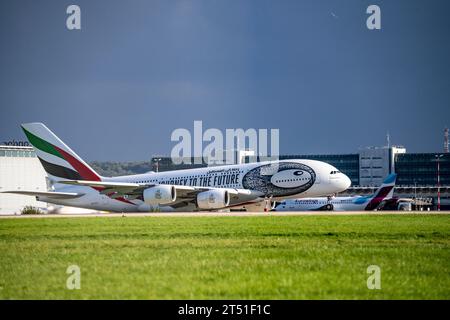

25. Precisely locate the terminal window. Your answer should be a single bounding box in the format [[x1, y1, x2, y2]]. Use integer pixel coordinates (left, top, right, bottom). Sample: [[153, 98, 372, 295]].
[[0, 150, 36, 157]]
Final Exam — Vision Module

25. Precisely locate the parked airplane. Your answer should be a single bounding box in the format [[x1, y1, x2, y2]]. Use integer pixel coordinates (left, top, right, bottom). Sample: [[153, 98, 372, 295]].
[[274, 173, 397, 211], [4, 123, 351, 212]]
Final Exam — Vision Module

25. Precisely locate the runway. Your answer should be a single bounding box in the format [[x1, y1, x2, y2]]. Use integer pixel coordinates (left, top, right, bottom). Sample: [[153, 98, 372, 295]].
[[0, 211, 448, 219]]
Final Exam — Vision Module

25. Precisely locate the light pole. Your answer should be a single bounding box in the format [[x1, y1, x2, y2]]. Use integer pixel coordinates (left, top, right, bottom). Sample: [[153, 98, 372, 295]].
[[414, 180, 417, 199], [414, 179, 417, 210], [434, 154, 443, 211], [153, 157, 162, 173]]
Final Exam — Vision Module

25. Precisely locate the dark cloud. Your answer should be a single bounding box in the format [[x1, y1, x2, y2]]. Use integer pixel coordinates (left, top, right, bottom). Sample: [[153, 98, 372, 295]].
[[1, 0, 449, 160]]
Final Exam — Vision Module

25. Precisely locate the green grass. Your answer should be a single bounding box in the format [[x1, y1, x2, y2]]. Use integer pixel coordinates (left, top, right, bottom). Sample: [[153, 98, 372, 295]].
[[0, 214, 449, 299]]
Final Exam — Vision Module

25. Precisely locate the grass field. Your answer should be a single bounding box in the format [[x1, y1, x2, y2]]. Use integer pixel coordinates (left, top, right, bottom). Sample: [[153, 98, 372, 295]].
[[0, 214, 449, 299]]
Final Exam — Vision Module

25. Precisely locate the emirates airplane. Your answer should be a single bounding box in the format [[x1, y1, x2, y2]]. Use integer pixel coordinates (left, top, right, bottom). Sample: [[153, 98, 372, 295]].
[[274, 174, 397, 211], [4, 123, 351, 212]]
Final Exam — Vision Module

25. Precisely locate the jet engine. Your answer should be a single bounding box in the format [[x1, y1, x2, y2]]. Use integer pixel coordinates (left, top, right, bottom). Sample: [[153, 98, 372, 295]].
[[143, 185, 176, 205], [197, 190, 230, 210]]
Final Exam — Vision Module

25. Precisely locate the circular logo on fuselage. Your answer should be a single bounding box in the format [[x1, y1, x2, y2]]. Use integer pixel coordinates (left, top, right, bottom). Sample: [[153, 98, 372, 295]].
[[242, 162, 316, 197], [270, 169, 312, 188]]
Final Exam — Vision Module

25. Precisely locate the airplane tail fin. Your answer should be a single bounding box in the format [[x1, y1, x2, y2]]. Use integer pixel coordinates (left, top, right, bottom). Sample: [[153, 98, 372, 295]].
[[21, 123, 102, 182], [364, 173, 397, 210]]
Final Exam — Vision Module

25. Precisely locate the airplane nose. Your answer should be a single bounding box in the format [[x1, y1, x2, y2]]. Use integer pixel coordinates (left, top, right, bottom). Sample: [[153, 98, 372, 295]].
[[331, 173, 351, 192], [328, 168, 351, 193], [343, 174, 351, 190]]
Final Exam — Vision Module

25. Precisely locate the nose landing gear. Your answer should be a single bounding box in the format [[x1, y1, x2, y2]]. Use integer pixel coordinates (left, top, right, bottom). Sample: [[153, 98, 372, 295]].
[[324, 194, 335, 211], [264, 196, 275, 212]]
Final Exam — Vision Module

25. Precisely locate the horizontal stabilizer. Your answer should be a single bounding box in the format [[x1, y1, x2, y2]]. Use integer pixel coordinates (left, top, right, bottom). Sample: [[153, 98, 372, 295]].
[[2, 190, 84, 199]]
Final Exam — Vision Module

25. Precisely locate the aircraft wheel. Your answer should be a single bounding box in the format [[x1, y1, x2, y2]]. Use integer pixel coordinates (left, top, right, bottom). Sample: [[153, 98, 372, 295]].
[[325, 204, 333, 211]]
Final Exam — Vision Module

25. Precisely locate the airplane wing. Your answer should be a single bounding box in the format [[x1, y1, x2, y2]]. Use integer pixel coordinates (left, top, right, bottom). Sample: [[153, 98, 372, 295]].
[[60, 180, 143, 195], [2, 190, 85, 199], [58, 180, 265, 209]]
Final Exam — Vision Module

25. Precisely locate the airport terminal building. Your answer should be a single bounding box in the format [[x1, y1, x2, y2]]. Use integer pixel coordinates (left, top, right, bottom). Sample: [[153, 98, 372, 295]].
[[281, 147, 449, 186], [0, 145, 48, 214]]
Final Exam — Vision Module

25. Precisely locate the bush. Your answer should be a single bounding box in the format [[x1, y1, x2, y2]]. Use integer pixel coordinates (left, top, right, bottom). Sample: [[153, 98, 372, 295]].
[[21, 206, 42, 215]]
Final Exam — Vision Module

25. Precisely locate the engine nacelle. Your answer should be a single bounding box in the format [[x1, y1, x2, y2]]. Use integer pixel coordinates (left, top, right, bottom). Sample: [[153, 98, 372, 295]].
[[197, 190, 230, 210], [143, 185, 176, 205]]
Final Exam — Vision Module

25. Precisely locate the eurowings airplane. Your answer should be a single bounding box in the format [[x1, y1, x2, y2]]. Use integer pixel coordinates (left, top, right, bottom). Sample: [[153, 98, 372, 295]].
[[4, 123, 351, 212], [274, 173, 397, 211]]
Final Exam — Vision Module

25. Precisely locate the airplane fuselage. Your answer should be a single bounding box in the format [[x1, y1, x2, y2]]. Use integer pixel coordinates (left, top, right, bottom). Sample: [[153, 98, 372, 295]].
[[274, 173, 397, 212], [274, 196, 373, 212], [40, 159, 351, 212]]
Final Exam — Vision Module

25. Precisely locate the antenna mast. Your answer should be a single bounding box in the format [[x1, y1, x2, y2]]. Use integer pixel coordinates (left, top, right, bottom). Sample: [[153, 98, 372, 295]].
[[445, 128, 449, 153], [386, 132, 390, 148]]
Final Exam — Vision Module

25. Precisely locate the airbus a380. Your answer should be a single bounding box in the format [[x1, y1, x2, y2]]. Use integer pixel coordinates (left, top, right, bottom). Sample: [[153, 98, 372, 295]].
[[4, 123, 351, 212], [274, 173, 397, 211]]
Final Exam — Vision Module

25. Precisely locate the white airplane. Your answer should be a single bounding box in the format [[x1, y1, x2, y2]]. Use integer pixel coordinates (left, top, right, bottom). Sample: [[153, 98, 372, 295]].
[[4, 123, 351, 212], [274, 173, 397, 211]]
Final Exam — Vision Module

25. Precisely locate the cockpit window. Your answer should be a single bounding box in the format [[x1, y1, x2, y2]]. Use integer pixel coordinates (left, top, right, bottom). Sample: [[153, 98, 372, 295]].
[[330, 170, 341, 174]]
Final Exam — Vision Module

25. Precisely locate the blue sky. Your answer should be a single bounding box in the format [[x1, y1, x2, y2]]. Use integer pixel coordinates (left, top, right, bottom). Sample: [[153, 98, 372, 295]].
[[1, 0, 449, 161]]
